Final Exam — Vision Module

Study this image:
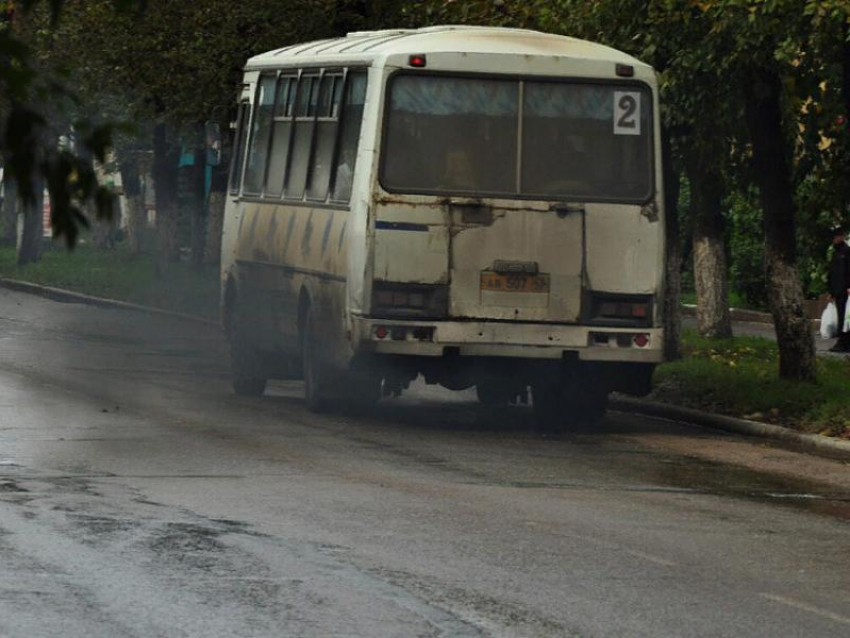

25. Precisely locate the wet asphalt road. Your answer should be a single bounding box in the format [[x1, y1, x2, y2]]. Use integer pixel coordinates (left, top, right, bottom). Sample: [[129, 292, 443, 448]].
[[1, 288, 849, 638]]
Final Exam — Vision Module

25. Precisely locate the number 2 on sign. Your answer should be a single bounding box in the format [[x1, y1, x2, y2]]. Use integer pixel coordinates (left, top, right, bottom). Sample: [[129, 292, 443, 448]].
[[614, 91, 641, 136]]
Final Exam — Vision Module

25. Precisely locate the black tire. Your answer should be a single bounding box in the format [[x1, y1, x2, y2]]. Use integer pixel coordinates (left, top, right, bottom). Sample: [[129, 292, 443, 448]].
[[302, 304, 332, 413], [233, 373, 267, 397], [576, 388, 608, 428], [229, 308, 267, 397], [342, 373, 382, 415], [476, 381, 512, 407], [531, 382, 565, 432], [531, 377, 608, 432]]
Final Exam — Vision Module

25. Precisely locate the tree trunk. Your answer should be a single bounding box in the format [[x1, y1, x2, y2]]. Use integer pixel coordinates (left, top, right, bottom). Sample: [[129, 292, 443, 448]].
[[118, 151, 146, 254], [152, 122, 181, 276], [1, 172, 18, 246], [685, 152, 732, 339], [205, 165, 227, 265], [16, 178, 43, 265], [745, 69, 816, 381], [842, 22, 850, 212], [840, 17, 849, 129], [190, 147, 206, 271], [73, 154, 112, 250], [661, 127, 682, 361], [92, 201, 119, 249]]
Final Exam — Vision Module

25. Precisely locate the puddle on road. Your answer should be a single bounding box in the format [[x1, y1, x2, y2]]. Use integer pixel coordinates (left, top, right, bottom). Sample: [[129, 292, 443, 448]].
[[340, 397, 850, 523], [134, 348, 203, 358], [484, 436, 850, 521], [0, 480, 28, 493], [67, 332, 145, 347], [470, 461, 850, 521], [642, 452, 850, 521]]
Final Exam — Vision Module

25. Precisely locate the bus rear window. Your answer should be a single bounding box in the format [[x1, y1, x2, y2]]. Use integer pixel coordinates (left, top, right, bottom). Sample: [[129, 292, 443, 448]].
[[383, 76, 517, 195], [381, 75, 653, 203]]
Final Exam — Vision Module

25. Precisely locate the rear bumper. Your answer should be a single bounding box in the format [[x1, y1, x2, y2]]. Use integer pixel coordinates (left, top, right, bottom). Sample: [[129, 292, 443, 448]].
[[352, 316, 664, 363]]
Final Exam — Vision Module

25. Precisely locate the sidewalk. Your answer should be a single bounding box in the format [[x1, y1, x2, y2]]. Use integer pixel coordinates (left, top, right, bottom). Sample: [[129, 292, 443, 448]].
[[682, 316, 843, 357]]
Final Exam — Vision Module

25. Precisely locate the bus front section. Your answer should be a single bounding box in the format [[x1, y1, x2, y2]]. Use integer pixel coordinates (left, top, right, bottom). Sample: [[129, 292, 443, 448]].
[[356, 60, 664, 428]]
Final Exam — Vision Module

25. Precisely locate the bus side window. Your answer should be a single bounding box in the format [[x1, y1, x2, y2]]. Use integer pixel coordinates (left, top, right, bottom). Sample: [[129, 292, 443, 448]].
[[285, 74, 320, 200], [306, 73, 343, 202], [330, 72, 367, 204], [265, 75, 297, 198], [242, 75, 276, 195], [228, 102, 251, 195]]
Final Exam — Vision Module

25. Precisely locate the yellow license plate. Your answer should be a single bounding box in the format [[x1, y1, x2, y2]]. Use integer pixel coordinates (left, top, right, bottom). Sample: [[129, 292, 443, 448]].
[[480, 271, 550, 293]]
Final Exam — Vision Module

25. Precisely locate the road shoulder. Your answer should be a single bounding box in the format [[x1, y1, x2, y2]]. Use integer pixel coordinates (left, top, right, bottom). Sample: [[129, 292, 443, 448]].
[[3, 278, 847, 464]]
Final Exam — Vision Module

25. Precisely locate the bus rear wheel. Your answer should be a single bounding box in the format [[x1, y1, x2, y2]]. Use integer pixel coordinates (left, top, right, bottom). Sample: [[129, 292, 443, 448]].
[[230, 316, 267, 398], [342, 373, 381, 415], [302, 304, 333, 413], [531, 378, 608, 432], [476, 380, 521, 407]]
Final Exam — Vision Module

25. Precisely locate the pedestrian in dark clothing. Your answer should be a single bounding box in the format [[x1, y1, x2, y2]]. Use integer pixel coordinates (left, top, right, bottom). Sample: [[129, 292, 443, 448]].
[[828, 225, 850, 352]]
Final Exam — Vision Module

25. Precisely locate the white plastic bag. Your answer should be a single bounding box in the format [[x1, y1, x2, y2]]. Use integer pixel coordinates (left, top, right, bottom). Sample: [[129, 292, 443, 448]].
[[821, 301, 838, 339], [844, 301, 850, 334]]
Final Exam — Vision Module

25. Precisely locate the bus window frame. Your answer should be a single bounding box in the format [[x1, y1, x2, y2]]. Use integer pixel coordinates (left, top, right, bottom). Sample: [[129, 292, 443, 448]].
[[234, 64, 369, 210], [279, 70, 321, 201], [305, 69, 345, 203], [378, 70, 656, 206], [242, 73, 278, 196], [263, 71, 298, 198], [228, 100, 251, 196], [328, 69, 368, 205]]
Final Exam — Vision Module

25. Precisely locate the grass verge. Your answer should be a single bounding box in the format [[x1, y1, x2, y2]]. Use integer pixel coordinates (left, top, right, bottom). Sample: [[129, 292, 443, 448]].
[[653, 329, 850, 438], [0, 244, 219, 320]]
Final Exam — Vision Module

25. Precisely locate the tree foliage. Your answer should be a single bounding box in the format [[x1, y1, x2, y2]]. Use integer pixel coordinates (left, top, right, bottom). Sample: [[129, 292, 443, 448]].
[[0, 0, 154, 246], [2, 0, 341, 247], [52, 0, 336, 125]]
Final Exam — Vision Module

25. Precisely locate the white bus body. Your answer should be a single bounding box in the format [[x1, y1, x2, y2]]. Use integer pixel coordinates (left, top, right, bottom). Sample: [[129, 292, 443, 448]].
[[221, 26, 664, 427]]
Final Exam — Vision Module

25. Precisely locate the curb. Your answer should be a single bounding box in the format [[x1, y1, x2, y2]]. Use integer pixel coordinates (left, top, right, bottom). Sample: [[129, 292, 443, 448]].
[[681, 304, 775, 325], [0, 278, 218, 328], [682, 303, 824, 327], [609, 396, 850, 461]]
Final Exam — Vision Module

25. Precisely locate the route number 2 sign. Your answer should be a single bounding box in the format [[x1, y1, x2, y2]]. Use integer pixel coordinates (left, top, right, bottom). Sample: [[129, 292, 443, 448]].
[[613, 91, 641, 136]]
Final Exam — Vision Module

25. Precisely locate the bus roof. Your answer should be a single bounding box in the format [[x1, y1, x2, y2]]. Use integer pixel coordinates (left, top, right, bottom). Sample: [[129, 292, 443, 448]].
[[246, 26, 649, 70]]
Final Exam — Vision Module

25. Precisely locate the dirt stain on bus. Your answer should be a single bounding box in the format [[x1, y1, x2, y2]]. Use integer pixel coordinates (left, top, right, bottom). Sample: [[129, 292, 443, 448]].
[[282, 212, 297, 260], [301, 211, 314, 257], [321, 214, 334, 257], [337, 221, 347, 253], [248, 208, 260, 243]]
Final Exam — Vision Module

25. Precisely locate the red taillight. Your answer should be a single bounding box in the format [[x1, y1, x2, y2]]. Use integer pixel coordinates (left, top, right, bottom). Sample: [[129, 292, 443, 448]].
[[375, 326, 389, 340], [598, 301, 648, 320], [616, 63, 634, 77], [408, 54, 427, 68], [633, 334, 649, 348]]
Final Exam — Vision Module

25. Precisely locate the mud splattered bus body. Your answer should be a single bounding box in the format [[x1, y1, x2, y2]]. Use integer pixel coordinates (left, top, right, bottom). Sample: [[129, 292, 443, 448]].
[[221, 26, 664, 428]]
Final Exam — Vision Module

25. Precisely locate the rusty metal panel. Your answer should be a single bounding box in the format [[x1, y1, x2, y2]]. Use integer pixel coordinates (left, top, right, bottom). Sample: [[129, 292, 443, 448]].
[[449, 206, 583, 322], [374, 227, 449, 283], [373, 200, 449, 284], [584, 203, 661, 295]]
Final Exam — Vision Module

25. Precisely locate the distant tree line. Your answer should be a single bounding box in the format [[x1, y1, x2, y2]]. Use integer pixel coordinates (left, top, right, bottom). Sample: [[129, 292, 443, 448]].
[[1, 0, 848, 383]]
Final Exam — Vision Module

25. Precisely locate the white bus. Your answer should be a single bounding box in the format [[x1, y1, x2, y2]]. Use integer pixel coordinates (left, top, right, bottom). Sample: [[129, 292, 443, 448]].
[[221, 26, 664, 428]]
